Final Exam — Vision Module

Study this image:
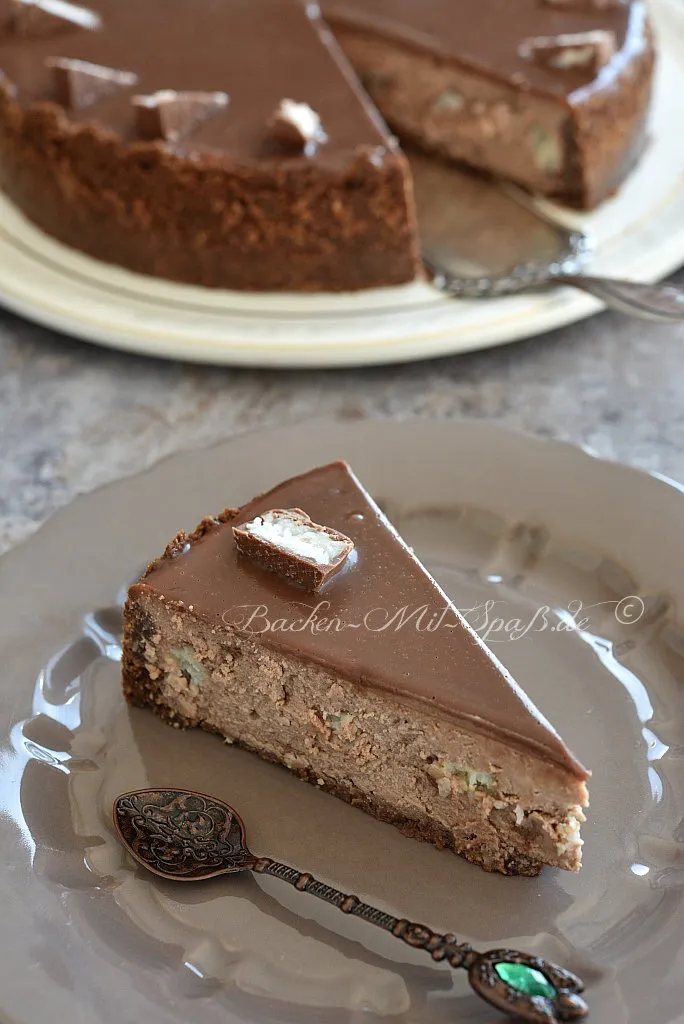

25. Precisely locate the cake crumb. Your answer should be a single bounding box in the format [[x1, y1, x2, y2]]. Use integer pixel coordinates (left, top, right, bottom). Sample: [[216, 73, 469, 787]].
[[436, 777, 452, 798]]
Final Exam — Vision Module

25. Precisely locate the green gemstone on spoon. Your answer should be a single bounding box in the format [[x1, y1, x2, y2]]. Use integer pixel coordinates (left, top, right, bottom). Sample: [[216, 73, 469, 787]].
[[495, 962, 556, 998]]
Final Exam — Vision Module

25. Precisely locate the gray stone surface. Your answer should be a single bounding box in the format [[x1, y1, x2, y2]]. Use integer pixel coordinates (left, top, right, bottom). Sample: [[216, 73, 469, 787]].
[[2, 273, 684, 556]]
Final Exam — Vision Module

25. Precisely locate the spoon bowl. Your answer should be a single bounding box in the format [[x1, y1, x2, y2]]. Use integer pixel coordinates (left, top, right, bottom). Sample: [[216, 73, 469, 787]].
[[114, 788, 254, 880]]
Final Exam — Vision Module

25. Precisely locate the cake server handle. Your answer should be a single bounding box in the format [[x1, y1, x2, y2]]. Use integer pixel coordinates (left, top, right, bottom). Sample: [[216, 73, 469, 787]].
[[251, 856, 587, 1023], [554, 274, 684, 322], [427, 257, 684, 322]]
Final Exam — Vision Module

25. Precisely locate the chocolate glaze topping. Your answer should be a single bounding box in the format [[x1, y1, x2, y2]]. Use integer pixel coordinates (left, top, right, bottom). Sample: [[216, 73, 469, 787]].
[[322, 0, 647, 99], [0, 0, 394, 169], [139, 461, 589, 780], [0, 0, 649, 162]]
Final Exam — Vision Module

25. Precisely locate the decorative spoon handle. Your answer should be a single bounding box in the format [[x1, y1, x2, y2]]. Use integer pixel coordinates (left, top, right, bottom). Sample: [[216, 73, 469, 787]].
[[251, 856, 587, 1024], [556, 274, 684, 322], [113, 789, 588, 1024]]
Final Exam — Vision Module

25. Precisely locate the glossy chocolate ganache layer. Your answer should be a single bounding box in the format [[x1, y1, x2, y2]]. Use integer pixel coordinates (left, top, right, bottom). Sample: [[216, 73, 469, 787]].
[[323, 0, 644, 99], [0, 0, 395, 166], [137, 461, 589, 780]]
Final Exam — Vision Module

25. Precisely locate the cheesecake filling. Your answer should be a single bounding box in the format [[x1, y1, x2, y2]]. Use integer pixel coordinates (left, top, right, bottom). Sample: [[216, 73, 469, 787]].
[[332, 27, 571, 193], [125, 595, 587, 875]]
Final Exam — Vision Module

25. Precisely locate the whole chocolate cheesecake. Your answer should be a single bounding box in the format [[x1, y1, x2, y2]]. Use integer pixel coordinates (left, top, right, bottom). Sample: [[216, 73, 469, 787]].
[[122, 462, 590, 876], [0, 0, 654, 291]]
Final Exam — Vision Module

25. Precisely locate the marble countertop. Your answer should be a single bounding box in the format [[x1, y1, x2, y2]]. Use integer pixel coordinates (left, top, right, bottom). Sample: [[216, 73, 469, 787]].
[[2, 273, 684, 557]]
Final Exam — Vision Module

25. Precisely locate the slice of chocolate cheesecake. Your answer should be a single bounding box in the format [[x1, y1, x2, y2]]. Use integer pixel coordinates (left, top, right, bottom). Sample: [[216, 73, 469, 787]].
[[122, 461, 589, 875]]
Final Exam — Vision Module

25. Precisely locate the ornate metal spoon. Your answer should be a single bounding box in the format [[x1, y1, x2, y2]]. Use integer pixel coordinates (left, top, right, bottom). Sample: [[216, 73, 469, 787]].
[[409, 149, 684, 322], [114, 788, 587, 1024]]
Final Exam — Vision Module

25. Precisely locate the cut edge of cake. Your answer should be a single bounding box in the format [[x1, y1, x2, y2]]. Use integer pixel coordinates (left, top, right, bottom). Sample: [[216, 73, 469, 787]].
[[325, 0, 655, 209]]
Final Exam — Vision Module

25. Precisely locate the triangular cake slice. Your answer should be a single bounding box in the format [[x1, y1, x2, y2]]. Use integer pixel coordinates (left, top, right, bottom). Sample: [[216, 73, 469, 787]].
[[123, 461, 589, 875]]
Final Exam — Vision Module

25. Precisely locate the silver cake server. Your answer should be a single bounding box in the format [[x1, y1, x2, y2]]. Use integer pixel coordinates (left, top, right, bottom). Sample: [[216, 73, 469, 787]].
[[408, 150, 684, 322]]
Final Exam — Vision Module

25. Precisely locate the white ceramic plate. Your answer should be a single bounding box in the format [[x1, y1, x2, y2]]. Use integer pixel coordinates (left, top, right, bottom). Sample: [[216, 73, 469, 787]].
[[0, 0, 683, 367]]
